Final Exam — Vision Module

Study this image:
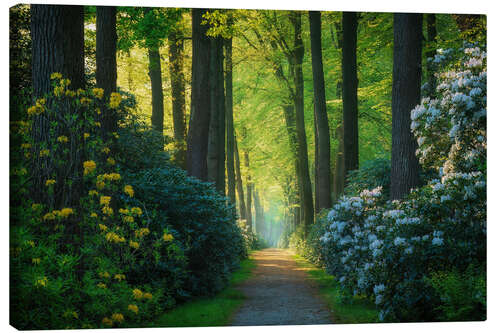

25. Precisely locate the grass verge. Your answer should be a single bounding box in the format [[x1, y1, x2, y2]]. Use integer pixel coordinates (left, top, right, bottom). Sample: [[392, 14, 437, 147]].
[[292, 254, 379, 324], [151, 255, 256, 327]]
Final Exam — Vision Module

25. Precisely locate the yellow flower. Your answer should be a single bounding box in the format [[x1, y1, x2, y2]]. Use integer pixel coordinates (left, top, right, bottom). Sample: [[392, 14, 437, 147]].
[[55, 85, 65, 97], [100, 196, 111, 206], [25, 240, 35, 248], [105, 232, 124, 243], [112, 132, 120, 139], [65, 89, 76, 97], [124, 185, 134, 197], [111, 313, 124, 323], [35, 276, 48, 288], [43, 212, 56, 221], [57, 136, 69, 143], [89, 190, 99, 196], [98, 224, 108, 232], [96, 107, 101, 115], [122, 216, 134, 223], [96, 180, 106, 190], [163, 233, 174, 242], [97, 282, 107, 289], [60, 78, 71, 86], [107, 157, 116, 165], [114, 274, 126, 281], [80, 97, 92, 105], [101, 147, 110, 154], [83, 160, 97, 175], [131, 207, 142, 216], [129, 240, 139, 249], [132, 288, 143, 299], [99, 271, 110, 279], [128, 304, 139, 314], [109, 92, 122, 109], [143, 292, 153, 300], [21, 143, 31, 149], [50, 72, 62, 80], [45, 179, 56, 186], [90, 212, 98, 218], [31, 203, 42, 210], [84, 132, 90, 140], [102, 317, 113, 326], [135, 228, 150, 238], [39, 149, 50, 157], [32, 258, 41, 265], [59, 207, 74, 218], [119, 208, 129, 215], [102, 206, 113, 216], [92, 88, 104, 99], [76, 88, 85, 96], [95, 122, 101, 127]]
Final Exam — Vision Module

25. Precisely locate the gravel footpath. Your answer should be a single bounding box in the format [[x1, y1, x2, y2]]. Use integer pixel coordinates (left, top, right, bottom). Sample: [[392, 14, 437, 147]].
[[230, 248, 333, 326]]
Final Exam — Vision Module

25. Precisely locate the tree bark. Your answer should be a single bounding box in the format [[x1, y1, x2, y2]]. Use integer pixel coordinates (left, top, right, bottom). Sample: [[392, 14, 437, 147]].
[[207, 36, 225, 193], [225, 37, 236, 204], [168, 27, 187, 168], [147, 46, 164, 133], [234, 138, 247, 220], [342, 12, 359, 177], [254, 190, 264, 236], [187, 8, 211, 181], [290, 11, 314, 230], [309, 11, 331, 211], [244, 150, 253, 231], [96, 6, 117, 133], [425, 14, 437, 98], [390, 13, 423, 200], [31, 4, 84, 97]]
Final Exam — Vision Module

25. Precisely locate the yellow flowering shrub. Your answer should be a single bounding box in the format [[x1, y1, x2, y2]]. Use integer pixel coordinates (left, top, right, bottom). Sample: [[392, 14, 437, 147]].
[[131, 207, 142, 216], [109, 92, 122, 109], [83, 160, 97, 176], [124, 185, 134, 197], [127, 304, 139, 314], [99, 196, 111, 206]]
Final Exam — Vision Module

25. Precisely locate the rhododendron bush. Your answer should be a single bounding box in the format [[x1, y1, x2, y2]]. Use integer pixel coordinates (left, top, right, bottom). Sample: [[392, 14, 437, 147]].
[[300, 46, 486, 322]]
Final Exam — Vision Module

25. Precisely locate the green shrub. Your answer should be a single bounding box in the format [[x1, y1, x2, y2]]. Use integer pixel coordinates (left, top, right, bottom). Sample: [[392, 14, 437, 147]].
[[428, 265, 486, 321]]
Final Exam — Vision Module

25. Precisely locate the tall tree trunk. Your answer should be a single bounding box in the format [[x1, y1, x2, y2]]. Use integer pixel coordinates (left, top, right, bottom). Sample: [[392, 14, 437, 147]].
[[31, 5, 84, 97], [168, 27, 187, 168], [147, 46, 164, 133], [96, 6, 117, 133], [253, 190, 264, 236], [30, 3, 85, 285], [244, 150, 253, 231], [309, 11, 332, 211], [290, 11, 314, 231], [187, 8, 211, 181], [225, 37, 236, 204], [207, 36, 225, 193], [425, 14, 437, 98], [342, 12, 359, 177], [234, 138, 247, 220], [390, 13, 423, 200], [332, 125, 345, 201], [31, 4, 85, 204]]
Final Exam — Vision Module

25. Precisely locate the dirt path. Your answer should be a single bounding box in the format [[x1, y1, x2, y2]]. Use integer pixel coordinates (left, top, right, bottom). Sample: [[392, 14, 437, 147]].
[[230, 248, 333, 326]]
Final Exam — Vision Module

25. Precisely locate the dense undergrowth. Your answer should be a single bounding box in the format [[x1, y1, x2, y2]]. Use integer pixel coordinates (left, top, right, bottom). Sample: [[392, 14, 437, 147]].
[[10, 75, 254, 329], [290, 45, 486, 322]]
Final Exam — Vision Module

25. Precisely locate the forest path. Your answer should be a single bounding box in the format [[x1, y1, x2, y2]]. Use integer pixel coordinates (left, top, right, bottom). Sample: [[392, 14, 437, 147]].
[[230, 248, 333, 326]]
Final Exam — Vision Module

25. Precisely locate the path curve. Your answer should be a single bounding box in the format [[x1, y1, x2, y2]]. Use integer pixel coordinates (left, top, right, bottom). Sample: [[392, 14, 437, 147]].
[[230, 248, 333, 326]]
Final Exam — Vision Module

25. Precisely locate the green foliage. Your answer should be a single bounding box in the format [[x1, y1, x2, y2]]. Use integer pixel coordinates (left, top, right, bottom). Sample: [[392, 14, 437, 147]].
[[152, 256, 256, 327], [427, 264, 486, 321], [344, 158, 391, 201]]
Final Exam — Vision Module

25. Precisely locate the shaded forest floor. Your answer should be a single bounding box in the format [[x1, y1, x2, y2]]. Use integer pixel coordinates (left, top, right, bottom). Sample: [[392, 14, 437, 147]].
[[231, 248, 333, 326]]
